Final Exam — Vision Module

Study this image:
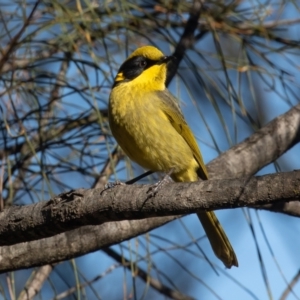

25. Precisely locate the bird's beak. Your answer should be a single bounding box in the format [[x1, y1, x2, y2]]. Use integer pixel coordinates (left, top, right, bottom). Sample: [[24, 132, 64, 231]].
[[160, 56, 175, 64]]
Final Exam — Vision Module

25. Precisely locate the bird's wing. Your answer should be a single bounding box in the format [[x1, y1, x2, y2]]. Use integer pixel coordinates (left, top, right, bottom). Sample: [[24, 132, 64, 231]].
[[156, 90, 209, 180]]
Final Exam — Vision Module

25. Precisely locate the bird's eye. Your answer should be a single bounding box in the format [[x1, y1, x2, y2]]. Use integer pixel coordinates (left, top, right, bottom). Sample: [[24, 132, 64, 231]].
[[139, 60, 147, 67]]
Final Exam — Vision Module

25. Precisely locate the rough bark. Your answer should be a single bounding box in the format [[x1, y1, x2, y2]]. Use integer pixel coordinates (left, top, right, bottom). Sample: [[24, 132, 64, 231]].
[[0, 171, 300, 247]]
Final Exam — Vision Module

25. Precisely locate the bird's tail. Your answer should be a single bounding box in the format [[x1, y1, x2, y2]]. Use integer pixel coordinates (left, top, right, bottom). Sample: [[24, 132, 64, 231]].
[[197, 211, 238, 268]]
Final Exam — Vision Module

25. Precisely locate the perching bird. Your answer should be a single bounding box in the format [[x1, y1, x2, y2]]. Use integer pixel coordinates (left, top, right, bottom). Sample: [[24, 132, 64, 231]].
[[108, 45, 238, 268]]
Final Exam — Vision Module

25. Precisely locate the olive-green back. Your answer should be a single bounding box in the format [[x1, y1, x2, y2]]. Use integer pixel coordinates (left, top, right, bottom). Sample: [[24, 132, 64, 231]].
[[156, 90, 209, 180]]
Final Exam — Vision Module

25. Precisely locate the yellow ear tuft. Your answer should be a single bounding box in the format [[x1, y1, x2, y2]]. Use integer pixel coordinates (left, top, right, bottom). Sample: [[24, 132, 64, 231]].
[[127, 46, 164, 61]]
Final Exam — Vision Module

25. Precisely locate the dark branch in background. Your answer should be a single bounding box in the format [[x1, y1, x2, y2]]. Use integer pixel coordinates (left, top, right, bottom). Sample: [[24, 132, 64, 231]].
[[0, 1, 40, 73], [166, 0, 205, 85], [0, 103, 300, 272], [103, 248, 194, 300], [0, 111, 107, 160], [92, 145, 124, 189], [1, 17, 298, 75], [279, 270, 300, 300], [4, 57, 73, 206]]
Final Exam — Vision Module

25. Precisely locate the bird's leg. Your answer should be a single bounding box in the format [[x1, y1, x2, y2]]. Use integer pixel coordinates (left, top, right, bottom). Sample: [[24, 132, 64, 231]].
[[101, 181, 126, 195], [146, 168, 174, 198], [102, 168, 172, 199], [102, 170, 154, 193], [125, 170, 154, 184], [104, 180, 126, 190]]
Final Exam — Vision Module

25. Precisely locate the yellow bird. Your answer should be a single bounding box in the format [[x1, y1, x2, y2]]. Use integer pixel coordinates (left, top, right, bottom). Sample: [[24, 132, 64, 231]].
[[108, 46, 238, 268]]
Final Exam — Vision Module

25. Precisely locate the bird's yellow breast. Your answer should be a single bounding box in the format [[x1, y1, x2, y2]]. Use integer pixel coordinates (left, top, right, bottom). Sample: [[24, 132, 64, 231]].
[[108, 84, 198, 179]]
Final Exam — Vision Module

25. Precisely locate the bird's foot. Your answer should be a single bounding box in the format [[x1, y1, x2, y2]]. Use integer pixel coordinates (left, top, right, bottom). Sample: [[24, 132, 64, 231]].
[[104, 180, 126, 189], [146, 169, 174, 199], [101, 180, 126, 195]]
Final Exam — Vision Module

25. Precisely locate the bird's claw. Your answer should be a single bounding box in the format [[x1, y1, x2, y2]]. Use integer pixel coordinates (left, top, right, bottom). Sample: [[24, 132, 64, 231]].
[[101, 180, 126, 195], [146, 174, 171, 199], [104, 180, 126, 189]]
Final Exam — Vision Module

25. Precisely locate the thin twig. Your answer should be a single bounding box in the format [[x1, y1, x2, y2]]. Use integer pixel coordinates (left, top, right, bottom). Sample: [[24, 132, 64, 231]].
[[166, 0, 206, 85], [6, 273, 15, 300], [18, 265, 54, 300], [103, 248, 194, 300], [0, 0, 40, 72], [279, 270, 300, 300], [52, 263, 120, 300]]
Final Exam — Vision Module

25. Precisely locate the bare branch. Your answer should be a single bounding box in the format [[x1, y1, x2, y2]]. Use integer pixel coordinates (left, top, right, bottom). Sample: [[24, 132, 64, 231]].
[[279, 270, 300, 300], [0, 1, 40, 73], [0, 217, 176, 273], [0, 170, 299, 247], [167, 0, 205, 85], [259, 201, 300, 218], [18, 265, 54, 300], [103, 248, 194, 300], [208, 103, 300, 179]]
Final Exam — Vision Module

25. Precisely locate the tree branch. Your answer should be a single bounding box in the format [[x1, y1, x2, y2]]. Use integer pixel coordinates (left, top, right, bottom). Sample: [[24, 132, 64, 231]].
[[1, 170, 300, 247], [279, 270, 300, 300], [18, 265, 54, 300], [259, 201, 300, 218], [0, 1, 40, 73], [208, 103, 300, 179], [167, 0, 205, 85], [103, 248, 194, 300], [0, 217, 176, 273]]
